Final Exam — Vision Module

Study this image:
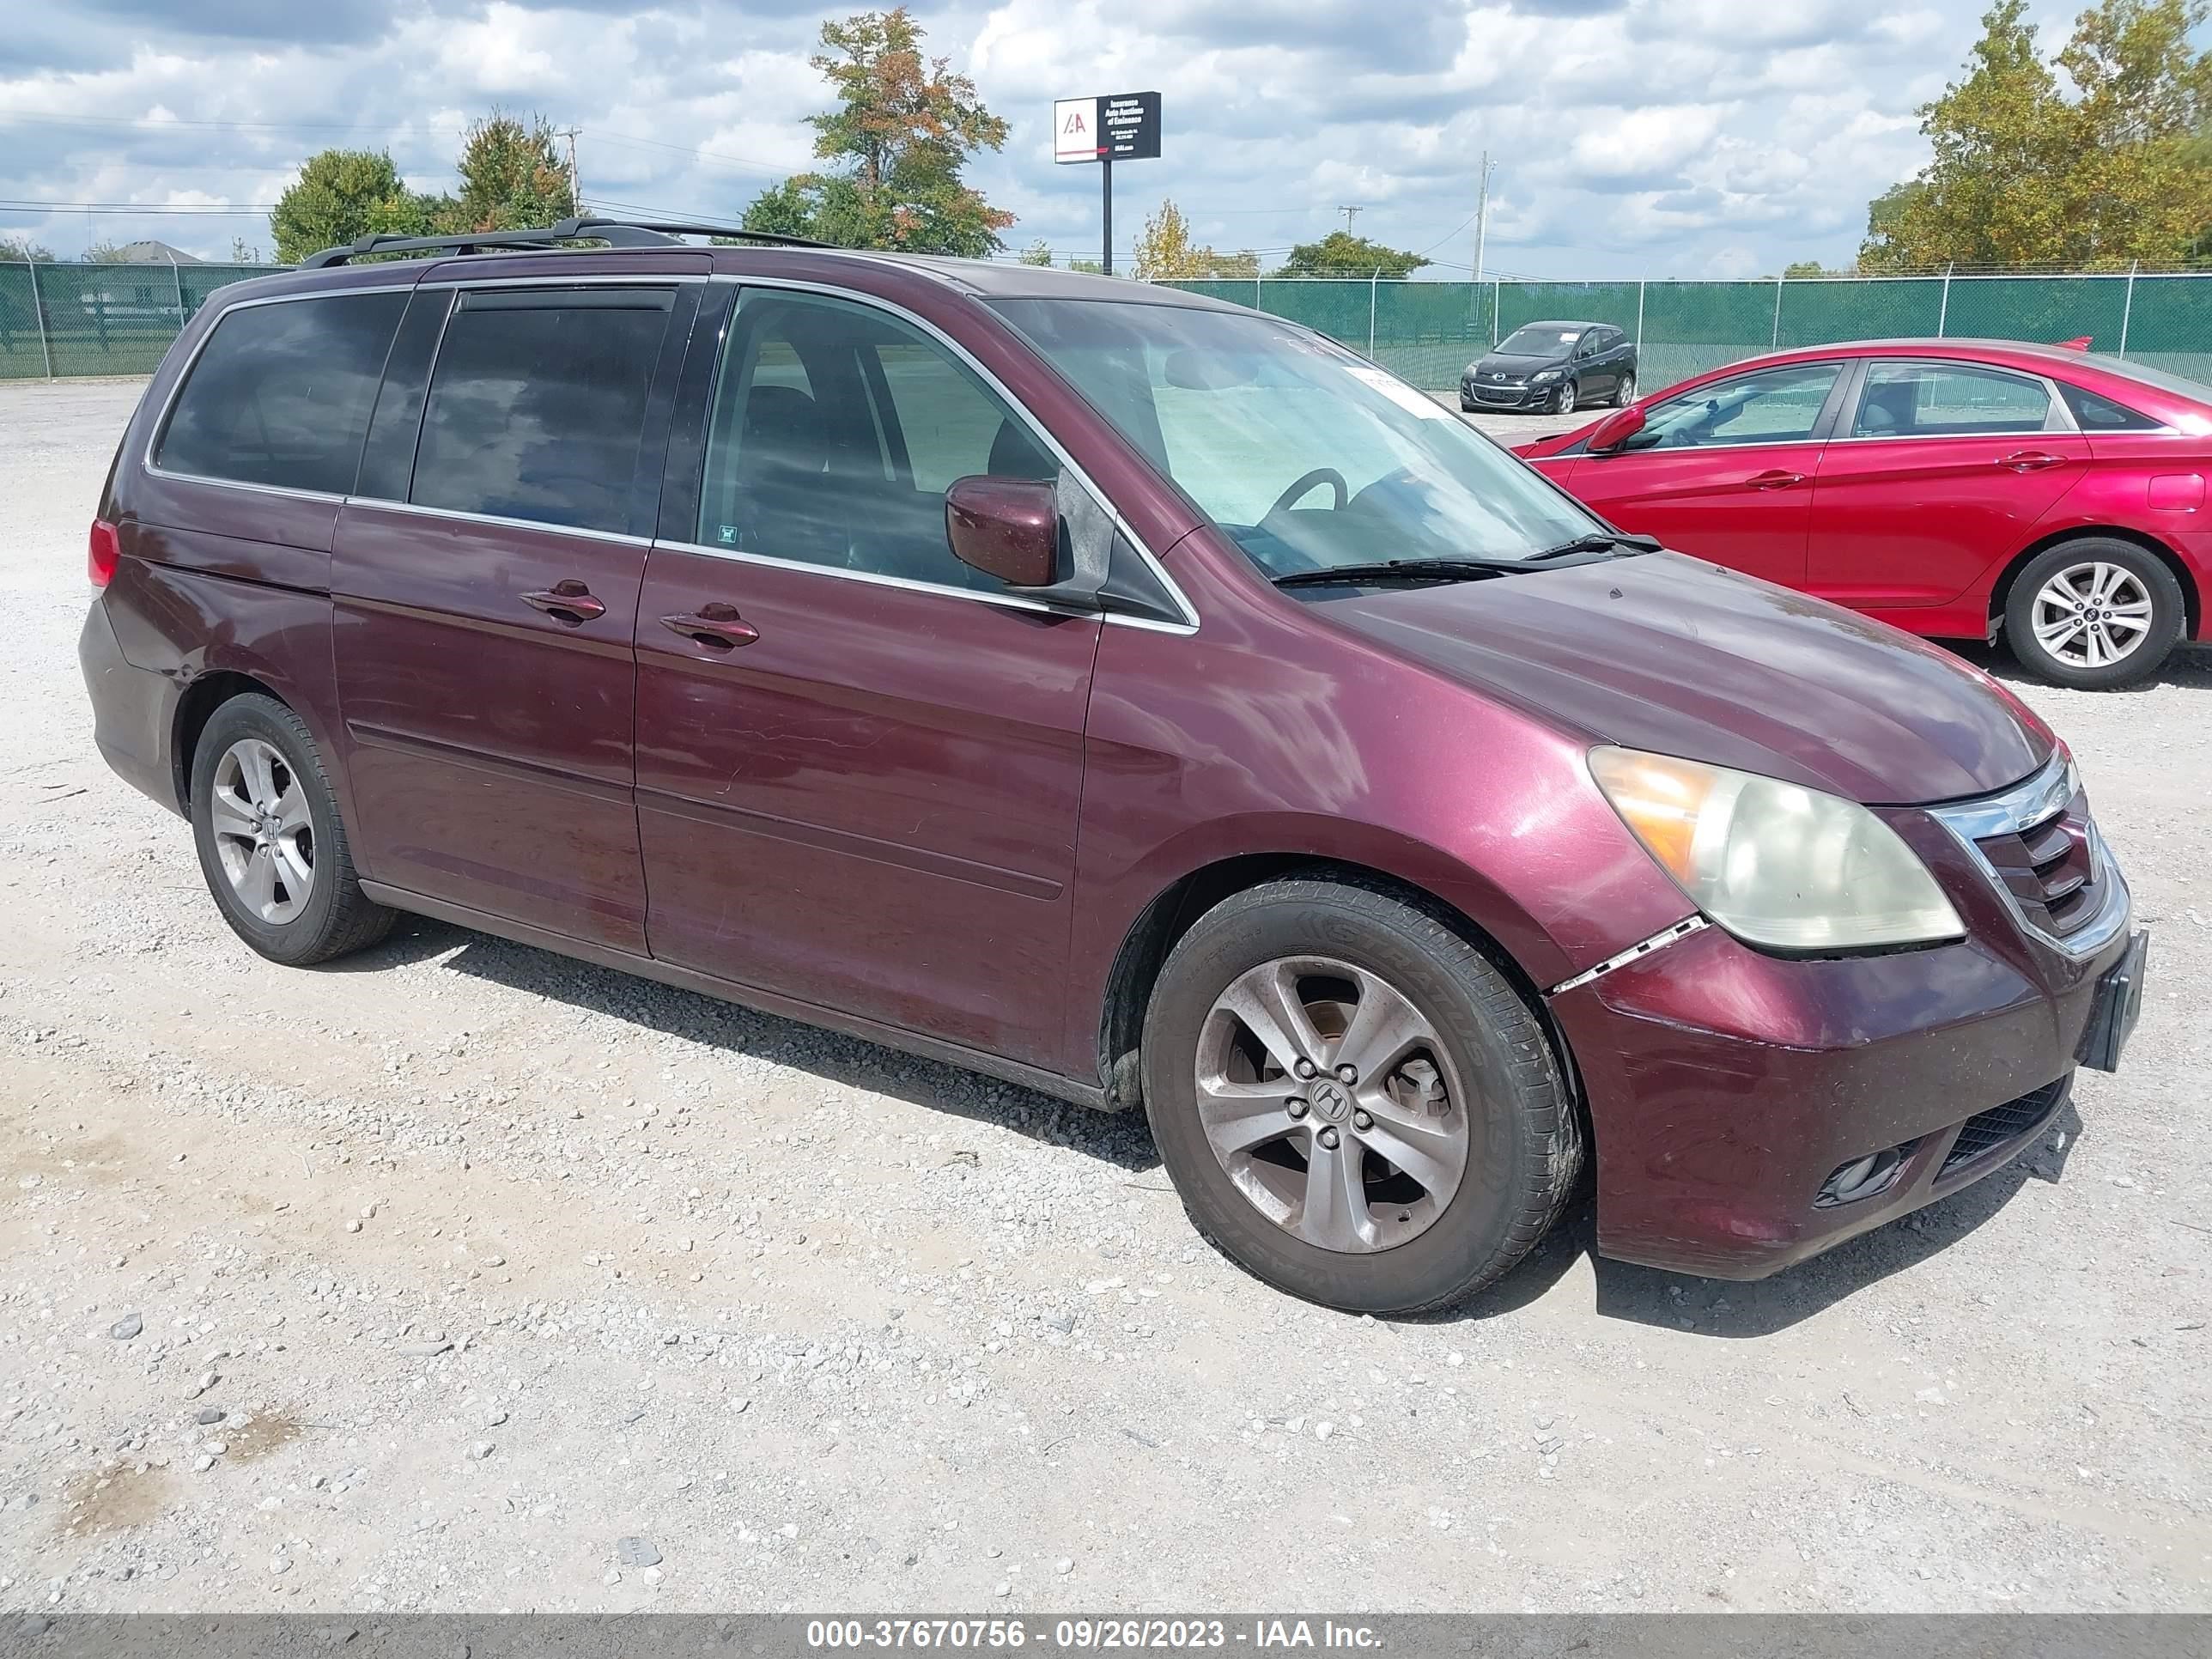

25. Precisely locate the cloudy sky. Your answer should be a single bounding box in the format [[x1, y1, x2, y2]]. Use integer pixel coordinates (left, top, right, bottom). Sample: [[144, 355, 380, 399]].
[[0, 0, 2095, 274]]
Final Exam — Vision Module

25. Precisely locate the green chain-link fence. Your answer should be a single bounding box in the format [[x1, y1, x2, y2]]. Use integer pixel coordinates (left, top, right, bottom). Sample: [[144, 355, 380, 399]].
[[10, 261, 2212, 392], [1163, 271, 2212, 393], [0, 261, 274, 381]]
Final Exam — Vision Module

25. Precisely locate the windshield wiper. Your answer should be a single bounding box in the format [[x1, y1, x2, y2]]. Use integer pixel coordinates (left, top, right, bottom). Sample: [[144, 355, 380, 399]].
[[1271, 558, 1523, 588], [1527, 531, 1662, 562]]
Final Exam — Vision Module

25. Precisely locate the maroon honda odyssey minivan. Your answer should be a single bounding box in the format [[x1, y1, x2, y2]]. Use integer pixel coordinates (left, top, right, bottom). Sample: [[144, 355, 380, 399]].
[[79, 216, 2148, 1312]]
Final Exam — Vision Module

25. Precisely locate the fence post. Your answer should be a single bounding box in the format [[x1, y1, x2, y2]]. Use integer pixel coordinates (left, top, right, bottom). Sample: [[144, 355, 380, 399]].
[[1492, 276, 1500, 346], [1937, 263, 1952, 337], [2118, 261, 2137, 361], [26, 258, 53, 380], [169, 252, 186, 328], [1771, 272, 1784, 349], [1255, 271, 1261, 310], [1368, 268, 1379, 357], [1634, 277, 1645, 349]]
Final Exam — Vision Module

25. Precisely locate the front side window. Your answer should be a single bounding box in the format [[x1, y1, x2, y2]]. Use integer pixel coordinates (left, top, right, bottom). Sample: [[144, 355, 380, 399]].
[[1627, 362, 1841, 452], [410, 289, 673, 535], [1851, 362, 2053, 438], [992, 298, 1598, 580], [155, 291, 407, 494], [696, 290, 1055, 591]]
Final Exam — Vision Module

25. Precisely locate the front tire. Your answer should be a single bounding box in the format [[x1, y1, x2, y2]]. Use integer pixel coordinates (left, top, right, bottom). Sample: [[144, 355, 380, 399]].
[[189, 693, 394, 966], [2003, 538, 2183, 690], [1140, 876, 1580, 1315], [1550, 380, 1577, 416]]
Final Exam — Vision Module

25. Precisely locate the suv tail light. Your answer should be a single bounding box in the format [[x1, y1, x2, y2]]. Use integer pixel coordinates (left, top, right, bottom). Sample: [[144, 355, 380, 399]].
[[88, 519, 120, 588]]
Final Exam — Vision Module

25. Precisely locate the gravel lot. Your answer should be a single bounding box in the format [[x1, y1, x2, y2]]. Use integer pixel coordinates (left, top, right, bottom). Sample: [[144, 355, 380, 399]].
[[3, 377, 2209, 1614]]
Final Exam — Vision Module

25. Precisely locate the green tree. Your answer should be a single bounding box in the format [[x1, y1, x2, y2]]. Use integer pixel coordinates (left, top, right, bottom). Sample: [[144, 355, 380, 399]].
[[1783, 259, 1835, 277], [82, 240, 136, 263], [743, 7, 1014, 255], [1, 234, 53, 263], [1019, 239, 1054, 266], [1862, 0, 2212, 270], [1067, 258, 1104, 275], [1133, 200, 1258, 279], [1278, 229, 1425, 278], [440, 110, 574, 234], [270, 149, 434, 264]]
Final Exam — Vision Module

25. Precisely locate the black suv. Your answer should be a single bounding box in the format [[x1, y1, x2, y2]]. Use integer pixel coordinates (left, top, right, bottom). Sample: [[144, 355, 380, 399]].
[[1461, 320, 1637, 416]]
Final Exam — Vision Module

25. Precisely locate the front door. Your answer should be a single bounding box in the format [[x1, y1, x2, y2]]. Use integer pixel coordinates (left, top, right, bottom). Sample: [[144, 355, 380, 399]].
[[1545, 359, 1845, 587], [635, 286, 1099, 1066], [333, 279, 695, 950], [1807, 358, 2088, 623]]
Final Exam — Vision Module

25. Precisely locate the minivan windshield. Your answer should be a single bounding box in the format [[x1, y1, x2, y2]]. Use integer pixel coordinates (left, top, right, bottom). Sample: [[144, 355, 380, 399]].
[[991, 299, 1602, 579]]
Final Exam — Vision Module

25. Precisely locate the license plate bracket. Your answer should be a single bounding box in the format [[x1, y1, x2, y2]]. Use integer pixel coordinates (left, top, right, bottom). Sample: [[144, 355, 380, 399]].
[[2076, 929, 2148, 1073]]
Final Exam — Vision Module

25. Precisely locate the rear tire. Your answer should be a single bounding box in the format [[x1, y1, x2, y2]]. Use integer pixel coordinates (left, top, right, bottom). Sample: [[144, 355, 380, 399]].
[[189, 693, 394, 966], [2002, 538, 2183, 690], [1140, 876, 1580, 1315]]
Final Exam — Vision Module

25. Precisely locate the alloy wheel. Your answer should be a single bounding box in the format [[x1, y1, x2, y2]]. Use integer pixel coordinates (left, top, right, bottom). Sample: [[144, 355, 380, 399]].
[[1553, 380, 1575, 416], [1193, 956, 1471, 1253], [2031, 562, 2154, 671], [1616, 372, 1636, 406], [208, 738, 315, 924]]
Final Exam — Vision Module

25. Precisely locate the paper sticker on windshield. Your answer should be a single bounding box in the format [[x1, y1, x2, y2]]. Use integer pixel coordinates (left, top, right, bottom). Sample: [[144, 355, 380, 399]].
[[1348, 364, 1451, 420], [1559, 331, 1581, 343]]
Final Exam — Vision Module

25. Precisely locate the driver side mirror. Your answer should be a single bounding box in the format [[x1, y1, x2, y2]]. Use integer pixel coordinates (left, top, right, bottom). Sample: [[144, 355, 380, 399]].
[[945, 476, 1062, 587], [1586, 404, 1645, 454]]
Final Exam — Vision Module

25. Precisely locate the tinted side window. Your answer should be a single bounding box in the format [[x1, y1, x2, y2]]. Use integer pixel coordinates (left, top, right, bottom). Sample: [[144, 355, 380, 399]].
[[697, 291, 1054, 591], [1627, 362, 1840, 451], [410, 289, 673, 535], [2060, 382, 2162, 431], [155, 291, 406, 494], [1852, 362, 2051, 437]]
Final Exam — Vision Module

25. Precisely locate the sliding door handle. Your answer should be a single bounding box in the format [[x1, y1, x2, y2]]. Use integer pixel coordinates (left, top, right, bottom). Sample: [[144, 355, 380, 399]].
[[521, 580, 605, 624]]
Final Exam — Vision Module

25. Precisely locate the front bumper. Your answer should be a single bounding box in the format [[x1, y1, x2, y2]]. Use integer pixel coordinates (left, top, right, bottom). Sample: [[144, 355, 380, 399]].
[[1462, 379, 1553, 408], [1547, 791, 2134, 1279]]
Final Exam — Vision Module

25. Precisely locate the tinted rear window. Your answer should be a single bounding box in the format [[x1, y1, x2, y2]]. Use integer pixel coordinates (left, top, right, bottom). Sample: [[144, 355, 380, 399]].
[[410, 290, 672, 535], [155, 291, 407, 495], [2060, 382, 2163, 431]]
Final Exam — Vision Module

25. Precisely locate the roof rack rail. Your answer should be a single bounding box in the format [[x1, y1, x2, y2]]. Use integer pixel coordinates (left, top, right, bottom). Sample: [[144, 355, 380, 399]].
[[301, 214, 832, 269]]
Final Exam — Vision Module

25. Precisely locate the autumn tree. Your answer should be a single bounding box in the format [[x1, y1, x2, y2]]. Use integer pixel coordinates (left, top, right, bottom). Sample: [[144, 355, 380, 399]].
[[1862, 0, 2212, 269], [441, 111, 576, 234], [1278, 229, 1425, 278], [743, 8, 1013, 255], [1133, 200, 1258, 280], [270, 149, 435, 264]]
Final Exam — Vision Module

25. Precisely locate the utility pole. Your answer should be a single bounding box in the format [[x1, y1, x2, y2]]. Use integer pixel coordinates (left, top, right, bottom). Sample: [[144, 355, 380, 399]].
[[556, 126, 582, 211], [1339, 205, 1362, 232], [1471, 150, 1495, 282], [1101, 156, 1113, 277]]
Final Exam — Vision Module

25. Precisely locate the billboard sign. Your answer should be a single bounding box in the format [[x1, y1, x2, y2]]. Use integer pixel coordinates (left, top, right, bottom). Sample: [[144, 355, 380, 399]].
[[1053, 91, 1161, 164]]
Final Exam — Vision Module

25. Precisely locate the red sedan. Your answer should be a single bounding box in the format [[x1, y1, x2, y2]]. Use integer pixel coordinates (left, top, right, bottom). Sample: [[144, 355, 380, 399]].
[[1515, 338, 2212, 688]]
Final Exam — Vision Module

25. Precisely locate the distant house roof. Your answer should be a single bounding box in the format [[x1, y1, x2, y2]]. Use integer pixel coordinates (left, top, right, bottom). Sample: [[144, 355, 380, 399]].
[[106, 240, 202, 264]]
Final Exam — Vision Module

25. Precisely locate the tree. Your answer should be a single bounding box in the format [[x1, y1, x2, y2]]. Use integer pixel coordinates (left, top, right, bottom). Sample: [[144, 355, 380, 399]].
[[1783, 259, 1836, 277], [1, 234, 53, 263], [1278, 229, 1425, 278], [1068, 258, 1105, 275], [229, 236, 262, 264], [1019, 239, 1054, 266], [1133, 200, 1259, 280], [742, 8, 1014, 256], [1861, 0, 2212, 270], [270, 149, 434, 264], [82, 240, 136, 263], [441, 110, 575, 234]]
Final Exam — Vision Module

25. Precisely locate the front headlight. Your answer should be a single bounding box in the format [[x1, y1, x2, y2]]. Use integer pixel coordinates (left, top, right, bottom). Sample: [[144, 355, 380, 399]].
[[1588, 747, 1965, 951], [1531, 368, 1560, 382]]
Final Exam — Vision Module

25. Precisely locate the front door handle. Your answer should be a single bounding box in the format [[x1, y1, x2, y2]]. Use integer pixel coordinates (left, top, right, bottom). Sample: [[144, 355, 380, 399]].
[[1998, 450, 2066, 472], [1744, 469, 1805, 490], [661, 605, 759, 650], [521, 580, 605, 624]]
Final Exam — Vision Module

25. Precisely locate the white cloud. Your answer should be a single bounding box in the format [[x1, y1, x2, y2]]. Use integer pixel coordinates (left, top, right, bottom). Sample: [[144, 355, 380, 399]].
[[0, 0, 2064, 273]]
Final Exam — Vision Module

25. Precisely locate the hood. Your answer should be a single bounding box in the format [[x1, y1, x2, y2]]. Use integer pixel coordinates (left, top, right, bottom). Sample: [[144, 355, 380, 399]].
[[1312, 552, 2054, 805], [1471, 351, 1564, 376]]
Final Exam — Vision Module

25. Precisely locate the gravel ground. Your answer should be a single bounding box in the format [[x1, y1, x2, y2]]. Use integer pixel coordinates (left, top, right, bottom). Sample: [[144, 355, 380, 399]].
[[3, 378, 2209, 1614]]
